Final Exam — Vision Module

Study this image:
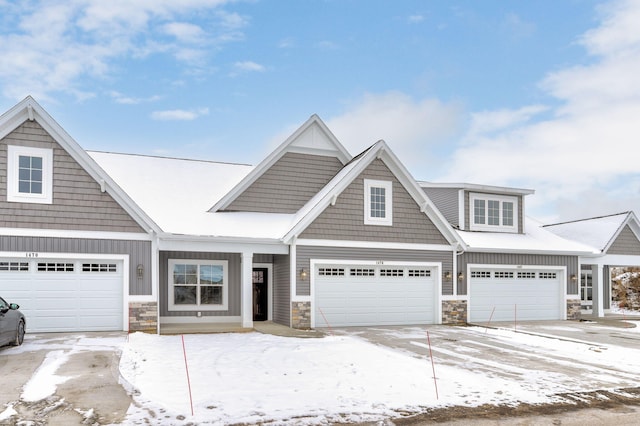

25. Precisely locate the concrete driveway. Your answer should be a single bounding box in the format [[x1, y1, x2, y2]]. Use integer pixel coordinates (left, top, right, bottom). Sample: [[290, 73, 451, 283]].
[[0, 332, 132, 425], [331, 318, 640, 408]]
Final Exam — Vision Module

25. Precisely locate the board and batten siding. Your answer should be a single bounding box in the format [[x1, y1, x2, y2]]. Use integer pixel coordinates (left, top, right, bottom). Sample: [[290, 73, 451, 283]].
[[296, 245, 453, 296], [273, 254, 291, 326], [422, 187, 460, 226], [607, 225, 640, 255], [464, 191, 524, 233], [300, 159, 449, 244], [159, 251, 241, 317], [0, 235, 152, 295], [458, 252, 579, 295], [225, 152, 343, 213], [0, 120, 144, 233]]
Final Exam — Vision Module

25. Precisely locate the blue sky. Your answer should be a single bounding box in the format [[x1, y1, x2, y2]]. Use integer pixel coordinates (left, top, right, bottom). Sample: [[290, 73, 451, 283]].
[[1, 0, 639, 223]]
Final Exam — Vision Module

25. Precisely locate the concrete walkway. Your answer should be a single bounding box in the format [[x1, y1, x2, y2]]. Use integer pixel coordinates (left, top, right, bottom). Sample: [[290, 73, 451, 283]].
[[159, 320, 325, 338]]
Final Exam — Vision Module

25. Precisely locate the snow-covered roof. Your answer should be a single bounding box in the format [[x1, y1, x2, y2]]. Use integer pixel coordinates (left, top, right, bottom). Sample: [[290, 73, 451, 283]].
[[456, 217, 596, 255], [89, 151, 297, 239], [419, 181, 535, 196], [543, 212, 635, 253]]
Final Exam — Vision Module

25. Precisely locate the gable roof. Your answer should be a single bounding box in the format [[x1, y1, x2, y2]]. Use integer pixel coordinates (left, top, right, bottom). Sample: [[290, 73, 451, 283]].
[[210, 114, 351, 212], [283, 139, 461, 246], [544, 211, 640, 254], [0, 96, 159, 234]]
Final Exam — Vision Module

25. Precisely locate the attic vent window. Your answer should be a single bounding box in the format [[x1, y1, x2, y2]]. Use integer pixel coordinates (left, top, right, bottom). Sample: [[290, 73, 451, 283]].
[[364, 179, 392, 226], [7, 146, 53, 204]]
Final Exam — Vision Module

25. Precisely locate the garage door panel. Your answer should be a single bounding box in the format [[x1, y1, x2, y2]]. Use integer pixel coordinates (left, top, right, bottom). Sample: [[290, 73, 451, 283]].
[[0, 258, 123, 332], [315, 263, 437, 327], [469, 269, 563, 322]]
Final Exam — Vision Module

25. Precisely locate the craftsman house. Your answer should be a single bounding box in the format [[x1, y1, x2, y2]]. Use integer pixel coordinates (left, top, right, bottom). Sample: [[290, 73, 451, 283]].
[[1, 96, 634, 334]]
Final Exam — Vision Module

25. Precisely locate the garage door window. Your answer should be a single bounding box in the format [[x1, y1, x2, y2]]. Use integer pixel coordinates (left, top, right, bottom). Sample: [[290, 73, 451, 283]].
[[494, 271, 513, 279], [318, 267, 345, 276], [38, 262, 74, 272], [380, 268, 404, 277], [82, 263, 117, 272], [539, 272, 557, 279], [0, 261, 29, 271], [517, 272, 536, 279], [408, 269, 431, 277], [169, 260, 228, 311], [350, 268, 375, 277]]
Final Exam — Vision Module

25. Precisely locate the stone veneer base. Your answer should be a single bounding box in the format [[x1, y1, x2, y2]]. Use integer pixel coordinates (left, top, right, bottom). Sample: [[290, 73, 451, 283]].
[[129, 301, 158, 333]]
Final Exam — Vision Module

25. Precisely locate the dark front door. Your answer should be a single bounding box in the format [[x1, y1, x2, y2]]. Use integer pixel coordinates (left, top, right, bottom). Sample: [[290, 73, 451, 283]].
[[252, 268, 268, 321]]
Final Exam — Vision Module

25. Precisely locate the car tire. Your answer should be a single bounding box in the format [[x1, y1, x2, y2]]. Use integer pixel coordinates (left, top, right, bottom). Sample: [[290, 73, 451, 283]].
[[12, 320, 25, 346]]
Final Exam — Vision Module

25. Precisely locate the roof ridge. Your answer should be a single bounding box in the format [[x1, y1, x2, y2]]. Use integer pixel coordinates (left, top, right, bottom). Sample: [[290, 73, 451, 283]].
[[543, 211, 631, 227], [87, 150, 252, 167]]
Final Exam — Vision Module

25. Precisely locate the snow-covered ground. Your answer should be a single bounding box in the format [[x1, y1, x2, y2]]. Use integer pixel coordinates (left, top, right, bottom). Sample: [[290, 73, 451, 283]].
[[3, 323, 640, 425]]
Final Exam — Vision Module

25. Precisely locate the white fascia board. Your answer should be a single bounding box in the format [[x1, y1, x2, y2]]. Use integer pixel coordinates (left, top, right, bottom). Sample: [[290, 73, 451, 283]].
[[377, 145, 462, 247], [30, 103, 161, 235], [296, 238, 455, 252], [1, 97, 160, 235], [419, 181, 535, 196], [282, 145, 379, 242], [157, 234, 289, 254], [588, 253, 640, 266], [210, 115, 352, 213], [464, 247, 593, 256], [0, 227, 152, 241]]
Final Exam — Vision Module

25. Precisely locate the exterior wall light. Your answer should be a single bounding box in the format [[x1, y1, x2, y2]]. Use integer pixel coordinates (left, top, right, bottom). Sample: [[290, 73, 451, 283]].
[[137, 264, 144, 280], [570, 274, 577, 282], [443, 271, 452, 280], [300, 268, 308, 280], [458, 272, 464, 281]]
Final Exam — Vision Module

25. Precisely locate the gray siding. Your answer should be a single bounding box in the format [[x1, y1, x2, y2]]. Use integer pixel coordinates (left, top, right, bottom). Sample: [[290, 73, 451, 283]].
[[458, 252, 579, 295], [422, 187, 460, 226], [225, 152, 343, 213], [300, 159, 449, 244], [273, 254, 291, 326], [607, 225, 640, 255], [0, 120, 144, 232], [296, 245, 453, 296], [0, 235, 151, 295], [464, 191, 524, 233], [160, 251, 241, 317]]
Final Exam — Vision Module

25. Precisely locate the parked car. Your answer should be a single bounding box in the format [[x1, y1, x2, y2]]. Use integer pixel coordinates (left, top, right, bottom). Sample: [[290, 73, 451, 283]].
[[0, 296, 25, 347]]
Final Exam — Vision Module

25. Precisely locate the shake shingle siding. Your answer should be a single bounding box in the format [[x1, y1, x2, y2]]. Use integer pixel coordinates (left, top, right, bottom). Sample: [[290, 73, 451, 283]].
[[607, 225, 640, 255], [296, 245, 453, 296], [0, 120, 144, 232], [225, 152, 343, 213], [422, 187, 459, 226], [300, 159, 449, 244], [0, 235, 152, 295]]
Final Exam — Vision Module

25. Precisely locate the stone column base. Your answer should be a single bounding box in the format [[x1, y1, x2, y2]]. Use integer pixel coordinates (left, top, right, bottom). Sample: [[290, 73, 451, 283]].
[[442, 300, 467, 324], [566, 299, 582, 320], [292, 301, 311, 329], [129, 301, 158, 333]]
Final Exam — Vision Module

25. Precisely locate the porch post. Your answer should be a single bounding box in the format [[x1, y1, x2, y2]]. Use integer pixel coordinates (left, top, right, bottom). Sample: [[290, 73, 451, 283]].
[[594, 263, 604, 317], [241, 251, 254, 328]]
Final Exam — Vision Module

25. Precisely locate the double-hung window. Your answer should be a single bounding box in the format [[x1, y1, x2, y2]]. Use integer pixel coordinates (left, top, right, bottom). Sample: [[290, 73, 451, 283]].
[[470, 193, 517, 232], [168, 260, 228, 311], [364, 179, 392, 226], [6, 145, 53, 204]]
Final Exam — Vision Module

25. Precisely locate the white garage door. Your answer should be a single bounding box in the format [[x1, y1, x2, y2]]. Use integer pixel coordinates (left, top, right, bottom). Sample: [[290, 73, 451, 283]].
[[468, 268, 564, 322], [314, 263, 438, 327], [1, 258, 124, 332]]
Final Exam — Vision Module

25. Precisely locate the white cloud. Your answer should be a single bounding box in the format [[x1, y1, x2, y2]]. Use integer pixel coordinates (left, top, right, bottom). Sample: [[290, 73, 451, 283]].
[[327, 92, 464, 173], [108, 91, 161, 105], [441, 0, 640, 221], [0, 0, 241, 101], [408, 15, 424, 24], [233, 61, 266, 73], [151, 107, 209, 121]]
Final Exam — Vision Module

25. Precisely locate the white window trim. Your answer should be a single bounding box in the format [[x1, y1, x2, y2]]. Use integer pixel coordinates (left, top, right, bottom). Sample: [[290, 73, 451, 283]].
[[364, 179, 392, 226], [168, 259, 229, 311], [6, 145, 53, 204], [469, 193, 518, 233]]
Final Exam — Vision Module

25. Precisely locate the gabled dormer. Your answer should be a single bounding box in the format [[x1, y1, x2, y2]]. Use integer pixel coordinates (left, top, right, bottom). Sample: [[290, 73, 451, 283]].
[[210, 115, 351, 214], [420, 182, 534, 234]]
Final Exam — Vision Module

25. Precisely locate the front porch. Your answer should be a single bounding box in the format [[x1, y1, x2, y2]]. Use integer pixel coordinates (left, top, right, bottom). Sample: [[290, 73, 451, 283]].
[[159, 320, 325, 338]]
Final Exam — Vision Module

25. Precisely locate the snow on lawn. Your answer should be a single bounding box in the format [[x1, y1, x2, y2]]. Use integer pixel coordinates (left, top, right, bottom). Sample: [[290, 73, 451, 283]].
[[118, 325, 640, 425], [120, 332, 437, 425]]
